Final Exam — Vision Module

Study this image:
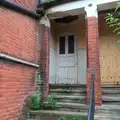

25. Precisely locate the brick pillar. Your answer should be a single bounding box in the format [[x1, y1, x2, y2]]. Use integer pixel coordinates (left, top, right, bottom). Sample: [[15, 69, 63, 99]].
[[85, 4, 102, 105], [39, 16, 50, 100]]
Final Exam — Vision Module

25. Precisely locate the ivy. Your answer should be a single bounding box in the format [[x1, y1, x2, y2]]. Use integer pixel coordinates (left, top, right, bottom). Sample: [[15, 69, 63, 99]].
[[105, 1, 120, 41]]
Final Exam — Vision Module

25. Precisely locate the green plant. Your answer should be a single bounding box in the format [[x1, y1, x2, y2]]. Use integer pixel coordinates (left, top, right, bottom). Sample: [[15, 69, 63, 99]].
[[30, 93, 57, 110], [44, 93, 57, 109], [105, 1, 120, 44], [59, 116, 66, 120], [30, 92, 41, 110], [58, 116, 88, 120]]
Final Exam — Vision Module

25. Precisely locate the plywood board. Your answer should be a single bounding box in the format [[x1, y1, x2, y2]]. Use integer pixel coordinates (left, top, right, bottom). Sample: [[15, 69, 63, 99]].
[[100, 36, 120, 85]]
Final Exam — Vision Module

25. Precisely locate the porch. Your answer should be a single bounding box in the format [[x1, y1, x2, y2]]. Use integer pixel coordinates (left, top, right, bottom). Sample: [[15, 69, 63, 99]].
[[39, 0, 120, 106]]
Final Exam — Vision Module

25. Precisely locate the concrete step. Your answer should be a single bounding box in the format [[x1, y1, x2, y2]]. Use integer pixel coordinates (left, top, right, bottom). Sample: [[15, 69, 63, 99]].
[[53, 102, 88, 112], [95, 105, 120, 114], [102, 96, 120, 102], [102, 84, 120, 88], [56, 102, 88, 108], [50, 84, 86, 87], [55, 95, 86, 104], [50, 87, 86, 96], [102, 89, 120, 94], [50, 84, 86, 90], [50, 88, 86, 93], [29, 110, 88, 116], [55, 95, 85, 99], [49, 91, 86, 96], [95, 113, 120, 120]]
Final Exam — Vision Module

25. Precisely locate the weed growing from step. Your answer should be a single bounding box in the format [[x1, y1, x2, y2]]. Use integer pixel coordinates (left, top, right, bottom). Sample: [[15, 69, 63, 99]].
[[30, 72, 57, 110], [58, 116, 88, 120], [44, 93, 57, 109], [30, 92, 57, 110]]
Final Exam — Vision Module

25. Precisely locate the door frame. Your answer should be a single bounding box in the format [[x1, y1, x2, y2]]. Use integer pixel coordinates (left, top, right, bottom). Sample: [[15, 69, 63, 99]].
[[56, 32, 78, 84]]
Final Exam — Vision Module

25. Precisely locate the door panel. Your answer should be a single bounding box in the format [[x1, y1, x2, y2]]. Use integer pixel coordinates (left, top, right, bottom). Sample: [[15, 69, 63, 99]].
[[57, 34, 77, 84]]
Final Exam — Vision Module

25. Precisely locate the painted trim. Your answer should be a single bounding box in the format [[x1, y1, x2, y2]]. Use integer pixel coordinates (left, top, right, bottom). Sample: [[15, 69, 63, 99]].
[[0, 0, 41, 19], [40, 16, 50, 27], [46, 0, 118, 15], [85, 4, 98, 18], [0, 53, 39, 68]]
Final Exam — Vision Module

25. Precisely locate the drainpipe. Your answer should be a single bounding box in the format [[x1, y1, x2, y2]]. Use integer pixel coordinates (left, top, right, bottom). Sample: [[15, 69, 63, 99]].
[[0, 0, 42, 19]]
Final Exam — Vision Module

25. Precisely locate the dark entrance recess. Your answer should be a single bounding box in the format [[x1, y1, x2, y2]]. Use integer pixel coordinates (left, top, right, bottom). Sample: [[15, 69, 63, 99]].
[[59, 36, 65, 54], [55, 15, 79, 24]]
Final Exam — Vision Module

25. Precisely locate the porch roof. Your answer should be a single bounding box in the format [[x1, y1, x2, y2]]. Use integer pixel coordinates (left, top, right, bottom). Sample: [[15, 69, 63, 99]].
[[44, 0, 119, 19]]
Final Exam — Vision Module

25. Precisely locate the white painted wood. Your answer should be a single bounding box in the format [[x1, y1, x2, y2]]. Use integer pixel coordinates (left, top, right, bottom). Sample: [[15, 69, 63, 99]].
[[57, 34, 77, 84], [78, 49, 86, 84], [46, 0, 118, 15], [49, 48, 57, 84], [85, 4, 98, 18], [40, 15, 50, 27]]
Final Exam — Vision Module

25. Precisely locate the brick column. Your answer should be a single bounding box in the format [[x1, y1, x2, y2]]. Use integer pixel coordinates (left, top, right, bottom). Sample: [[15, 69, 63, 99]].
[[85, 4, 102, 105], [39, 16, 50, 100]]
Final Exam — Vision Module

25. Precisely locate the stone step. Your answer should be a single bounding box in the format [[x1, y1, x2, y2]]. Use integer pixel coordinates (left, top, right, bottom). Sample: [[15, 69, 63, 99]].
[[29, 110, 88, 117], [28, 110, 120, 120], [102, 84, 120, 88], [95, 105, 120, 115], [102, 89, 120, 94], [50, 88, 86, 93], [95, 113, 120, 120], [53, 102, 88, 112], [56, 102, 88, 108], [50, 84, 86, 89], [54, 95, 86, 104], [55, 95, 85, 99], [50, 91, 86, 96], [102, 96, 120, 102]]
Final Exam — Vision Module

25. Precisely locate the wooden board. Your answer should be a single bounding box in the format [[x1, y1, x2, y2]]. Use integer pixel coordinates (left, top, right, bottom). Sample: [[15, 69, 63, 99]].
[[100, 35, 120, 85]]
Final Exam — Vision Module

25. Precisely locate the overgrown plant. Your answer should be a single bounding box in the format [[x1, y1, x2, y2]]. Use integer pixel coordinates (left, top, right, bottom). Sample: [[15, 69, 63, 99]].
[[30, 93, 56, 110], [30, 92, 41, 110], [105, 1, 120, 44], [58, 116, 87, 120], [44, 93, 57, 108]]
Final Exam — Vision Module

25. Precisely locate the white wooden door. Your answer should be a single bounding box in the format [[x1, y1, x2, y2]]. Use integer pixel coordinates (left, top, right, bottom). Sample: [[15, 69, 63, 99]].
[[57, 34, 77, 84]]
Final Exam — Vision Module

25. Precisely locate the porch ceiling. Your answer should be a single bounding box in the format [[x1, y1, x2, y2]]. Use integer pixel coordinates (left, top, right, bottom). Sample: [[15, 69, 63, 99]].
[[46, 0, 118, 19]]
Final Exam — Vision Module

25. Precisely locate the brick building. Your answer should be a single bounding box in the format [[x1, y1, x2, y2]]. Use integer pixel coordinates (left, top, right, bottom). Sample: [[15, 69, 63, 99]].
[[0, 0, 120, 120], [0, 0, 41, 119]]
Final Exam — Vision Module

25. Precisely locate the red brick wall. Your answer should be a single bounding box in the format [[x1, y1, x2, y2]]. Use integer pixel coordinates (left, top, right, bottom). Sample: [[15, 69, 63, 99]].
[[0, 6, 39, 120], [86, 17, 102, 105], [0, 63, 37, 120], [10, 0, 37, 10], [0, 7, 39, 63]]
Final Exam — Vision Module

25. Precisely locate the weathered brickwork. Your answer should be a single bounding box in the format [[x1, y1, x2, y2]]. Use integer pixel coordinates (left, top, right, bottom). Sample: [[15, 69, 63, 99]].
[[0, 7, 39, 63], [39, 25, 50, 100], [0, 61, 37, 120], [0, 3, 40, 119], [86, 17, 102, 105]]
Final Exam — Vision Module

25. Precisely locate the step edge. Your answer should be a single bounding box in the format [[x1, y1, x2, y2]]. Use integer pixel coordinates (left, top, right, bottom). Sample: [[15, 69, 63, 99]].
[[29, 110, 88, 116]]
